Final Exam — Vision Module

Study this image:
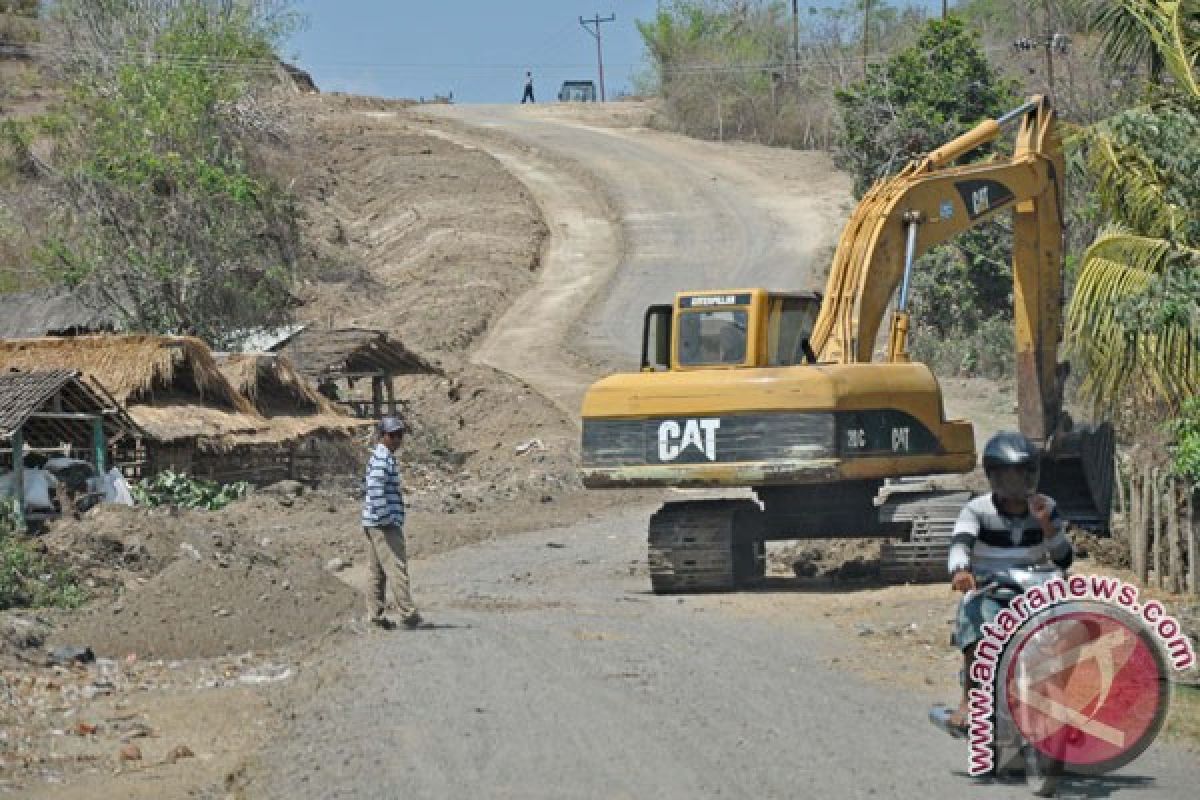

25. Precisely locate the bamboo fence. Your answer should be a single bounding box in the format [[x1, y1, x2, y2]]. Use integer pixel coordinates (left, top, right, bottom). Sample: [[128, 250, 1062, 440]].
[[1114, 460, 1199, 595]]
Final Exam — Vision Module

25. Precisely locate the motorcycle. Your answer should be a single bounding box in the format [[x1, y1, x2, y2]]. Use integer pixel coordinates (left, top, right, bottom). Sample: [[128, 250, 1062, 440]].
[[931, 563, 1066, 797]]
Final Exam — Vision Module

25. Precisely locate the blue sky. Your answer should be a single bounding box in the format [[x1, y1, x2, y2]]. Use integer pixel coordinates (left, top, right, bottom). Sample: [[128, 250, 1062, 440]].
[[285, 1, 662, 103], [284, 2, 953, 103]]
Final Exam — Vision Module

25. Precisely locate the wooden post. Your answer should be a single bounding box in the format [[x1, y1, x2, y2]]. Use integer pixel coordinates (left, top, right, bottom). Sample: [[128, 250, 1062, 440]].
[[92, 416, 107, 474], [1189, 487, 1198, 596], [371, 377, 383, 420], [11, 428, 25, 531], [1151, 468, 1163, 589], [1168, 479, 1183, 594], [385, 378, 396, 416], [1135, 468, 1149, 582]]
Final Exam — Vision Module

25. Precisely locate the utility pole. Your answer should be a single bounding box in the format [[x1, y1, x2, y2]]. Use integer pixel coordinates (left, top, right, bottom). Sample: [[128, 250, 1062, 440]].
[[1012, 2, 1068, 100], [580, 13, 615, 102], [792, 0, 799, 67], [942, 0, 948, 20], [862, 0, 871, 76]]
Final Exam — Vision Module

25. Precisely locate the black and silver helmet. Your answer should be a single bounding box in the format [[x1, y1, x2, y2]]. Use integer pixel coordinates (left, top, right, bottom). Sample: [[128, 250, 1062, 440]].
[[982, 431, 1040, 500]]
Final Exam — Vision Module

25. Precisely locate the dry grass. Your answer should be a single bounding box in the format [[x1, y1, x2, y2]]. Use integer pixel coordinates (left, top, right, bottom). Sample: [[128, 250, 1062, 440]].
[[0, 335, 254, 413]]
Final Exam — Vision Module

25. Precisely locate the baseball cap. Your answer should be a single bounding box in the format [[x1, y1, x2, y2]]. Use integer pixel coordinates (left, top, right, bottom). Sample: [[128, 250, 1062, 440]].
[[378, 416, 407, 435]]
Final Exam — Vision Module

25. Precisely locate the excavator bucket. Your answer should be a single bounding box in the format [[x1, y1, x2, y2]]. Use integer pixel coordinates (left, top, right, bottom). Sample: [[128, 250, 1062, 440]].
[[1037, 423, 1115, 532]]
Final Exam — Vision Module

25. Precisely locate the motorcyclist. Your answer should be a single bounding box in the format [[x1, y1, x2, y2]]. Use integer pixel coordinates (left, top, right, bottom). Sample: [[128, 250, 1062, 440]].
[[930, 431, 1074, 737]]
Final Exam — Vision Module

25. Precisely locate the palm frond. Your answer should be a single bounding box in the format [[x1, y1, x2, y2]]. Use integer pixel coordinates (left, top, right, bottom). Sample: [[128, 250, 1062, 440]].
[[1096, 0, 1200, 98], [1067, 227, 1199, 408]]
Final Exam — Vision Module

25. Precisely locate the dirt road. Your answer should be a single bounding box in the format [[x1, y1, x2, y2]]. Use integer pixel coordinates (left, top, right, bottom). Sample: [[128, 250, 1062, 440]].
[[239, 103, 1198, 798], [417, 102, 852, 407], [247, 507, 1198, 798]]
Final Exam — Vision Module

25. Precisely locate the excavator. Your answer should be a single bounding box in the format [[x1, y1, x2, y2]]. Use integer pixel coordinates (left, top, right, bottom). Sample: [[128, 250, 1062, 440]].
[[579, 96, 1114, 592]]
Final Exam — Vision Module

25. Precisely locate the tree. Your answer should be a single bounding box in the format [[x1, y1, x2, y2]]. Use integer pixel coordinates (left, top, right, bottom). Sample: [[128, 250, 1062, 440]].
[[19, 1, 304, 348], [834, 16, 1019, 196], [1066, 0, 1199, 412], [833, 17, 1021, 377]]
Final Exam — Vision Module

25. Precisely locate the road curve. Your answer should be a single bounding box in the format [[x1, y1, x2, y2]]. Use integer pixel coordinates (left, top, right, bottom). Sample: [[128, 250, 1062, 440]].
[[418, 103, 852, 410]]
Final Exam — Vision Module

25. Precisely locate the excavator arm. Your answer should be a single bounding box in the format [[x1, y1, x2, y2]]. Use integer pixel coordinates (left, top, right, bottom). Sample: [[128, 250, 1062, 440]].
[[810, 96, 1066, 443]]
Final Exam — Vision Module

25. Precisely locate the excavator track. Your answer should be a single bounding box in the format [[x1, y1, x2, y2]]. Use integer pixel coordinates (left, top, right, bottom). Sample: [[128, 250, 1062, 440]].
[[878, 485, 972, 583], [647, 499, 764, 593]]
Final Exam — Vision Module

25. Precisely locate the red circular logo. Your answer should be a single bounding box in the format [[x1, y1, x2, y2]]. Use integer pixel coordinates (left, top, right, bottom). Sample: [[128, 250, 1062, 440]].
[[1003, 607, 1170, 773]]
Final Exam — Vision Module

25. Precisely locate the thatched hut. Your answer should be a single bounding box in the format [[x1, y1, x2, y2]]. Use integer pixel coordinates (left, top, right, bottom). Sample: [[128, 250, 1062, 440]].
[[0, 336, 366, 485], [214, 352, 333, 417], [0, 334, 251, 413], [271, 327, 438, 419], [1, 369, 144, 526]]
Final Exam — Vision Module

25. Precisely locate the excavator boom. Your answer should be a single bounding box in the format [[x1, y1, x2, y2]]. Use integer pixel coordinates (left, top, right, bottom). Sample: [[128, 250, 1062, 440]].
[[811, 97, 1065, 442]]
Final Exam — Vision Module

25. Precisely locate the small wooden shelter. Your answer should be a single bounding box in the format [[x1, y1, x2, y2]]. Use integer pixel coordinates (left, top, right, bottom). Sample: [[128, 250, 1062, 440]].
[[271, 328, 437, 419], [0, 369, 142, 526]]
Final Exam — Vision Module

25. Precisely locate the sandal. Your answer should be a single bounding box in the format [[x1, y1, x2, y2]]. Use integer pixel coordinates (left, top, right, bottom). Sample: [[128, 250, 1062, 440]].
[[929, 705, 969, 739]]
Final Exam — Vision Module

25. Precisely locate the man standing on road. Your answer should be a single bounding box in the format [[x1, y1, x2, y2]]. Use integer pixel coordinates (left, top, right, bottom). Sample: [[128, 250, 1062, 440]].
[[361, 416, 422, 631], [521, 70, 535, 103]]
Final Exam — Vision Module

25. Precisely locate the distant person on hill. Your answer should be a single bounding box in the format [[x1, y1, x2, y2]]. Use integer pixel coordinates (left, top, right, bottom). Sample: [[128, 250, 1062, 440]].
[[360, 415, 422, 631], [521, 71, 535, 104]]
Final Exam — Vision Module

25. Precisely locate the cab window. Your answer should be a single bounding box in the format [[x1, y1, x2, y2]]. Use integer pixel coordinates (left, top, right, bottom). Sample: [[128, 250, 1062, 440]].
[[678, 310, 747, 366], [768, 297, 819, 366]]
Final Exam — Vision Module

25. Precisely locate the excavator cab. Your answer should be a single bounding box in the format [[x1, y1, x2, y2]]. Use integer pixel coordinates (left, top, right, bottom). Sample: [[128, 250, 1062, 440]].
[[640, 290, 822, 372]]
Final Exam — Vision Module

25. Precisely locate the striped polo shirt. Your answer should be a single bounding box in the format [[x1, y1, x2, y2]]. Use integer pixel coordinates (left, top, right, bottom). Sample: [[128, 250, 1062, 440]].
[[947, 493, 1072, 577], [361, 443, 405, 528]]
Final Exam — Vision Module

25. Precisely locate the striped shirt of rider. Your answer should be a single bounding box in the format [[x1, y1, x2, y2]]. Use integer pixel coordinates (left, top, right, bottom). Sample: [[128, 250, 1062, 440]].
[[947, 493, 1072, 576], [361, 442, 405, 528]]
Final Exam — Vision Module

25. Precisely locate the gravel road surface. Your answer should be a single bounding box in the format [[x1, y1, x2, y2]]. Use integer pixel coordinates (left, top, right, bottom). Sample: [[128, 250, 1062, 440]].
[[420, 103, 851, 383], [251, 506, 1198, 798]]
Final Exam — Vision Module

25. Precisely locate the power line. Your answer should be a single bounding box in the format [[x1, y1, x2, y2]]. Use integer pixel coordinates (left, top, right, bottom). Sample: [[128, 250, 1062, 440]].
[[1, 39, 1020, 80]]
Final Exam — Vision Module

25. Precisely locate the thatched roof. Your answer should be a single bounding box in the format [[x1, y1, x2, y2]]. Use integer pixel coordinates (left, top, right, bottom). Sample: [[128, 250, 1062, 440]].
[[0, 335, 254, 414], [0, 286, 120, 338], [214, 352, 337, 417], [129, 406, 365, 449], [274, 328, 437, 378]]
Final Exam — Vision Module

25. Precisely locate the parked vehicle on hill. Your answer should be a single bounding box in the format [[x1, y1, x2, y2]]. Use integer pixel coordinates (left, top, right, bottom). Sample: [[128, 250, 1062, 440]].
[[558, 80, 596, 102]]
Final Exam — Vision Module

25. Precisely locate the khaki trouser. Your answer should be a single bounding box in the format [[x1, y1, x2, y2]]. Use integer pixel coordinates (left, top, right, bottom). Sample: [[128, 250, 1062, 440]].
[[362, 524, 417, 621]]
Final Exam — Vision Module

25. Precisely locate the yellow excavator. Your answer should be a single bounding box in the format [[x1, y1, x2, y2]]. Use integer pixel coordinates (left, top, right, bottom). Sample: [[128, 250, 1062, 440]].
[[579, 96, 1113, 592]]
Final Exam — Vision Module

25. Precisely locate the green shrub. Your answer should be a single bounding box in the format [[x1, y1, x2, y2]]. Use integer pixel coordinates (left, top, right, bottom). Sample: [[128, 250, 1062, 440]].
[[131, 471, 250, 511], [911, 315, 1014, 380], [22, 1, 303, 348], [0, 497, 87, 610], [1169, 396, 1200, 483]]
